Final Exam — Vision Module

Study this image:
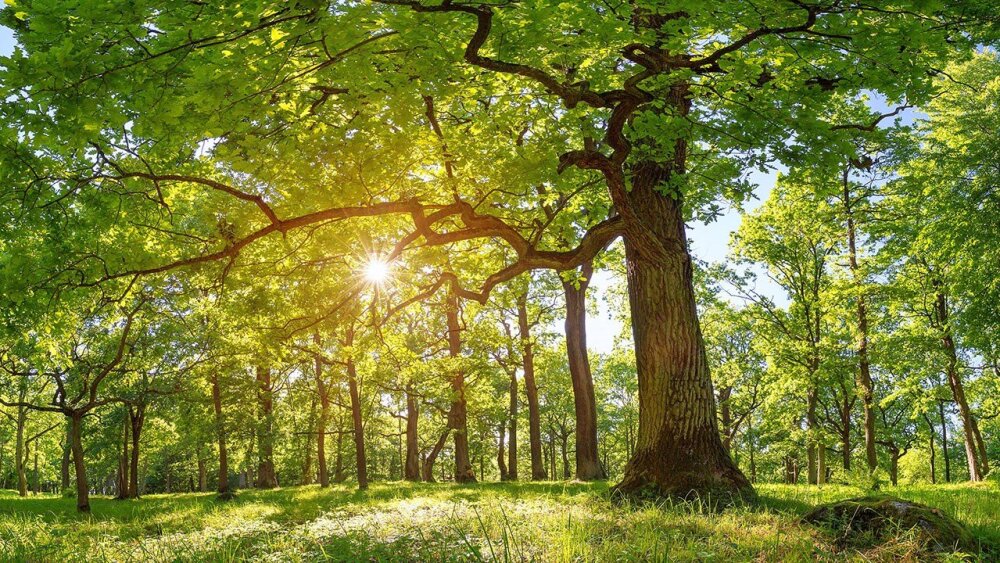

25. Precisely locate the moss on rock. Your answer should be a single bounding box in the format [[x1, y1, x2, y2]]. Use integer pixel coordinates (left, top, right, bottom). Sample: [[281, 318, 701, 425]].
[[803, 495, 975, 553]]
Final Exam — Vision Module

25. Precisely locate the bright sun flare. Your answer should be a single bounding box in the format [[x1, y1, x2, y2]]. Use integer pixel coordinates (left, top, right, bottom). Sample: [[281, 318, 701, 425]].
[[363, 258, 391, 284]]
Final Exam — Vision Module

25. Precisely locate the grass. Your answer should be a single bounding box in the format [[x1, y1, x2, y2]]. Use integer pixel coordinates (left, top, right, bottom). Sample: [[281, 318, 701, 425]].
[[0, 481, 995, 561]]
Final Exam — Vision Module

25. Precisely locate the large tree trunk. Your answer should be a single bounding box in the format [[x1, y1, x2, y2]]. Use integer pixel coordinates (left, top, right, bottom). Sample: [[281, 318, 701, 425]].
[[517, 296, 546, 480], [562, 261, 606, 481], [611, 151, 750, 497], [507, 368, 518, 481], [211, 373, 231, 498], [446, 287, 476, 483], [843, 182, 878, 474], [128, 404, 145, 499], [404, 384, 420, 481], [345, 326, 369, 490], [70, 412, 89, 512], [255, 366, 278, 489], [935, 290, 988, 480]]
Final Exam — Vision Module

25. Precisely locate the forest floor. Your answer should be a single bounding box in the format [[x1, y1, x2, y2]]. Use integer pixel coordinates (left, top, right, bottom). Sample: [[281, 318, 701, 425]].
[[0, 481, 995, 562]]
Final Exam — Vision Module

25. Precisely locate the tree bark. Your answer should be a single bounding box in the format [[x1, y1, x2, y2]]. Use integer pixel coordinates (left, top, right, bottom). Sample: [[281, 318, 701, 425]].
[[562, 260, 606, 481], [446, 286, 476, 483], [517, 296, 546, 480], [612, 154, 750, 497], [70, 412, 89, 512], [255, 366, 278, 488], [345, 326, 369, 490]]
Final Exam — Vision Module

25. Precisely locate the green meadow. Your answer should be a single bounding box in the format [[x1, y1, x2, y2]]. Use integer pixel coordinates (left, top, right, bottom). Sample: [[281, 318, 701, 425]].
[[0, 482, 995, 562]]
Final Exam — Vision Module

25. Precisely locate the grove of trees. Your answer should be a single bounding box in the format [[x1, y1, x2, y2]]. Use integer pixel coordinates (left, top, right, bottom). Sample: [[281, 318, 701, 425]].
[[0, 0, 998, 512]]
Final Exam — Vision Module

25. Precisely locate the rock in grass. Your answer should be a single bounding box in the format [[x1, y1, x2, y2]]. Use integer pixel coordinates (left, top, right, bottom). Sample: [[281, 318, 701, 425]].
[[803, 496, 975, 553]]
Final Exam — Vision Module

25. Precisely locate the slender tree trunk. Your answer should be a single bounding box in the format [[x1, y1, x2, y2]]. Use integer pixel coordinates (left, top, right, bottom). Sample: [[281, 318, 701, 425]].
[[315, 343, 331, 488], [924, 413, 936, 484], [302, 397, 316, 485], [197, 446, 207, 492], [333, 419, 346, 483], [116, 414, 129, 499], [560, 431, 570, 480], [841, 400, 852, 471], [807, 387, 819, 485], [517, 296, 546, 480], [497, 424, 508, 481], [32, 446, 39, 495], [422, 428, 450, 482], [940, 401, 951, 483], [817, 442, 826, 485], [128, 404, 144, 499], [404, 384, 420, 481], [507, 369, 518, 481], [15, 405, 26, 497], [719, 386, 733, 452], [784, 456, 796, 484], [843, 183, 878, 474], [446, 287, 476, 483], [70, 412, 89, 512], [60, 420, 71, 492], [889, 449, 899, 486], [933, 288, 988, 480], [345, 325, 368, 490], [211, 373, 231, 497], [612, 157, 749, 496], [255, 366, 278, 488], [562, 261, 606, 481]]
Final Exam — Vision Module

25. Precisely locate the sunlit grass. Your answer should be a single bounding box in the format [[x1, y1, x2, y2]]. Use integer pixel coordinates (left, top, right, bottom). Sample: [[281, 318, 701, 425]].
[[0, 481, 995, 561]]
